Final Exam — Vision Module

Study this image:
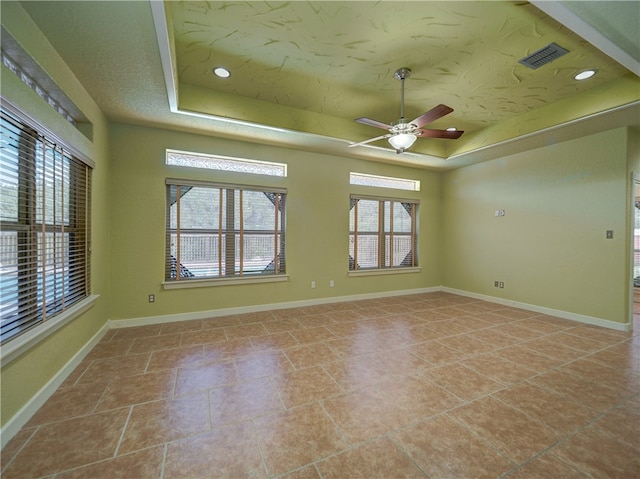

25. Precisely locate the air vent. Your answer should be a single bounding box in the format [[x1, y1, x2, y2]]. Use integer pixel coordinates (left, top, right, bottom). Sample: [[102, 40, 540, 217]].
[[519, 42, 569, 69]]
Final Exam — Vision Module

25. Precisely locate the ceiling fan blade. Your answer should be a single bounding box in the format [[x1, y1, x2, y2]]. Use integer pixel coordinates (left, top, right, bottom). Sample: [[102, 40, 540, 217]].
[[348, 134, 391, 147], [417, 129, 464, 139], [355, 117, 392, 130], [409, 104, 454, 129]]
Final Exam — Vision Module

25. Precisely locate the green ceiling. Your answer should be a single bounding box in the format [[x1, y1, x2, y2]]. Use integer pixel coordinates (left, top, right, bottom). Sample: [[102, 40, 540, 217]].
[[15, 1, 640, 169]]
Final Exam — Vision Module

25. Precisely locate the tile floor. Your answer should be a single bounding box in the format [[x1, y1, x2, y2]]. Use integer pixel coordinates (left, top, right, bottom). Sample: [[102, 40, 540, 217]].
[[2, 292, 639, 478]]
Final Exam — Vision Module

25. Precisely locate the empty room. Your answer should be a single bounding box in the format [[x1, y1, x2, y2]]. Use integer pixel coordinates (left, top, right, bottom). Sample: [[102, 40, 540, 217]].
[[1, 1, 639, 478]]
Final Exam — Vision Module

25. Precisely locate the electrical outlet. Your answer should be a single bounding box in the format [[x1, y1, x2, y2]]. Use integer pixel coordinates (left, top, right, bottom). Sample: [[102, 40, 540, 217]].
[[330, 280, 334, 288], [311, 281, 316, 289], [494, 281, 499, 287], [148, 294, 155, 303]]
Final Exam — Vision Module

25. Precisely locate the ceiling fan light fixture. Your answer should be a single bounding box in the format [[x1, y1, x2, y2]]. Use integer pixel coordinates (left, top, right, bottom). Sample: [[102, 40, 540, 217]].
[[389, 133, 417, 150]]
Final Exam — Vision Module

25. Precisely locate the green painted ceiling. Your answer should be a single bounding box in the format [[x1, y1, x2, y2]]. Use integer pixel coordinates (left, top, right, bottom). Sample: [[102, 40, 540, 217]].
[[15, 1, 640, 169]]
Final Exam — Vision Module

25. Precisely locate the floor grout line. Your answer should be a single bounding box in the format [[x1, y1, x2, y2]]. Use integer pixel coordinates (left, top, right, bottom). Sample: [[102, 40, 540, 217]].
[[112, 405, 134, 458], [4, 294, 638, 478]]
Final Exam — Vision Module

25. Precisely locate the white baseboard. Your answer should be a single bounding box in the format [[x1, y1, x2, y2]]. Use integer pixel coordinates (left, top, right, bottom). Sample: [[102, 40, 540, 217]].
[[442, 287, 631, 332], [0, 322, 110, 449], [109, 285, 630, 332], [108, 287, 441, 329]]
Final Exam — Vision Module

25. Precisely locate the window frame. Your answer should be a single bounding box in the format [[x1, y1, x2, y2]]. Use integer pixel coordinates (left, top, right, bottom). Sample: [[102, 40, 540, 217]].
[[163, 178, 288, 288], [0, 101, 94, 352], [349, 194, 420, 275]]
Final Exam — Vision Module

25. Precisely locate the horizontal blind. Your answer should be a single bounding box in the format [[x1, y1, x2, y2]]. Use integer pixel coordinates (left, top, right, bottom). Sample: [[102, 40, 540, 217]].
[[166, 182, 285, 280], [0, 108, 91, 343], [349, 196, 417, 270]]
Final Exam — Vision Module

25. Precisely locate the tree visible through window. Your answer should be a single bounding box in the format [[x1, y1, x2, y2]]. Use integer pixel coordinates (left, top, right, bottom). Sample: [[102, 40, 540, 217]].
[[166, 182, 286, 280], [349, 196, 418, 270]]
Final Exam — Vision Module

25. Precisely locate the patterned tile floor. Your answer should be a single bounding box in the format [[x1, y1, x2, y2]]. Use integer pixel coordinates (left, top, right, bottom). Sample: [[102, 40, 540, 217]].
[[2, 292, 639, 478]]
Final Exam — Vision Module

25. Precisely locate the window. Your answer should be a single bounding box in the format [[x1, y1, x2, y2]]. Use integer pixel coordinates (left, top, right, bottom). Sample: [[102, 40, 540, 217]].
[[349, 196, 418, 271], [166, 180, 286, 281], [0, 106, 92, 344], [167, 149, 287, 177], [350, 172, 420, 191]]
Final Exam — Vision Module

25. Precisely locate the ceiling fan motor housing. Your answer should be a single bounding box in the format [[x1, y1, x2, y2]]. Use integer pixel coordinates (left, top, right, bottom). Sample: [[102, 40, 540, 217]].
[[394, 67, 412, 81], [390, 119, 417, 134]]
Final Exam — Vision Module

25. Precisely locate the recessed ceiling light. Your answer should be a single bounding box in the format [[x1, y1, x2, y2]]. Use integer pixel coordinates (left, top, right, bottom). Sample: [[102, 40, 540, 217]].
[[213, 67, 231, 78], [574, 69, 597, 81]]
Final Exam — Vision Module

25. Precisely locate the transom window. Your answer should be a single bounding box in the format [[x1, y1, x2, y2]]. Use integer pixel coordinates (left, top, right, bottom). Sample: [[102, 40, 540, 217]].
[[0, 106, 92, 343], [166, 180, 286, 281], [166, 149, 287, 177], [349, 196, 418, 271], [350, 172, 420, 191]]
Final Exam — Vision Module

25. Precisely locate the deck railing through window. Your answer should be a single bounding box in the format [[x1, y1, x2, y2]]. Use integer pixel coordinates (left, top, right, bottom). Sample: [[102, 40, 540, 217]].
[[349, 196, 418, 271], [166, 181, 286, 280], [168, 232, 283, 277]]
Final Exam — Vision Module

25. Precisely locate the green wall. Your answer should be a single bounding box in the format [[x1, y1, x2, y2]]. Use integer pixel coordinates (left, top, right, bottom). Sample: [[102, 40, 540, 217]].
[[441, 127, 629, 324], [1, 3, 111, 427], [108, 124, 442, 321]]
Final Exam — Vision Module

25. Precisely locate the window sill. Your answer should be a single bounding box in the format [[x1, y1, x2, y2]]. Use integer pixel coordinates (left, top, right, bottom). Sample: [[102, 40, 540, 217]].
[[348, 267, 421, 277], [162, 274, 289, 290], [0, 294, 100, 367]]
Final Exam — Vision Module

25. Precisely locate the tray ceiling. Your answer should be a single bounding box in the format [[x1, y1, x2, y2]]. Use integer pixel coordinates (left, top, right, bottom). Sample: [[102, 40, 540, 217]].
[[17, 1, 640, 169]]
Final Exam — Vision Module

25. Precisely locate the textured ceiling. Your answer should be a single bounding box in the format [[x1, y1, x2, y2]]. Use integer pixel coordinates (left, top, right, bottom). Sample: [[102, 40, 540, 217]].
[[174, 1, 624, 125], [15, 1, 640, 169]]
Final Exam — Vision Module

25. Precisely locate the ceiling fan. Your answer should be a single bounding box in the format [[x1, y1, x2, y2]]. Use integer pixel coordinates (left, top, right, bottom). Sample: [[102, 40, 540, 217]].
[[349, 67, 463, 153]]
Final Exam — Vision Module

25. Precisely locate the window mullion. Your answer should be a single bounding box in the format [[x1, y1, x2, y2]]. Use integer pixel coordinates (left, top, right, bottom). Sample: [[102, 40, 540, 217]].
[[17, 128, 38, 324], [40, 138, 48, 321], [410, 203, 416, 266], [225, 189, 235, 276], [218, 188, 223, 277], [389, 200, 394, 268], [274, 193, 279, 274], [377, 200, 385, 269], [59, 147, 66, 309], [176, 185, 182, 281], [353, 199, 359, 271], [239, 189, 244, 276]]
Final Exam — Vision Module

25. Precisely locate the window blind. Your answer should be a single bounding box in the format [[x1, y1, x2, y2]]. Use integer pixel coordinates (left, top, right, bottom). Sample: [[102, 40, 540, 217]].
[[349, 196, 417, 270], [0, 107, 91, 343], [166, 181, 286, 280]]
